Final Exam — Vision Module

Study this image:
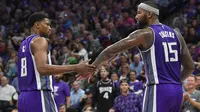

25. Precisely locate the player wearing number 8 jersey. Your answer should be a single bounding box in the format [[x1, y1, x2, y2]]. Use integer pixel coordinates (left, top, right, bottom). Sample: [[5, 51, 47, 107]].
[[92, 1, 195, 112], [17, 12, 96, 112]]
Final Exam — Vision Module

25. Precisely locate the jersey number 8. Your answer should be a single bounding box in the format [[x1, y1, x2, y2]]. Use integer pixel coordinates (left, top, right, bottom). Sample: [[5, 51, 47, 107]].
[[21, 57, 27, 77]]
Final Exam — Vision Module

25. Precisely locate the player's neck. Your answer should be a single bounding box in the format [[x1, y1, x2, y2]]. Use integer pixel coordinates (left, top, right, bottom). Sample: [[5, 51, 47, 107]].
[[187, 88, 196, 94], [31, 28, 40, 36], [148, 18, 160, 26]]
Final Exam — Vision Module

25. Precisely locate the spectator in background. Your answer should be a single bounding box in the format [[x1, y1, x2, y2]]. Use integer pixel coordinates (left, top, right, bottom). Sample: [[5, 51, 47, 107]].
[[182, 75, 200, 112], [70, 18, 81, 34], [6, 51, 18, 82], [72, 41, 88, 62], [2, 45, 14, 67], [186, 27, 199, 44], [191, 18, 200, 35], [80, 89, 93, 111], [51, 48, 59, 65], [172, 13, 187, 29], [111, 72, 120, 88], [92, 22, 102, 39], [0, 39, 6, 57], [108, 22, 121, 44], [57, 46, 70, 65], [74, 24, 86, 39], [54, 73, 70, 108], [59, 104, 67, 112], [137, 69, 146, 88], [98, 28, 111, 48], [114, 79, 141, 112], [196, 75, 200, 90], [0, 76, 16, 112], [182, 25, 189, 38], [70, 81, 85, 110], [82, 105, 94, 112], [129, 54, 144, 76], [85, 33, 103, 63], [122, 10, 135, 29], [0, 59, 4, 77], [119, 63, 130, 81], [92, 66, 118, 112], [11, 77, 19, 92], [128, 70, 143, 95], [111, 54, 128, 71]]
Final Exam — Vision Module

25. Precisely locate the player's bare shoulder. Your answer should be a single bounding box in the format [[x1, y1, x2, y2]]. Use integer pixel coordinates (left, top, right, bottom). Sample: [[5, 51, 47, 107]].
[[129, 28, 153, 49], [31, 36, 48, 45], [31, 36, 48, 55]]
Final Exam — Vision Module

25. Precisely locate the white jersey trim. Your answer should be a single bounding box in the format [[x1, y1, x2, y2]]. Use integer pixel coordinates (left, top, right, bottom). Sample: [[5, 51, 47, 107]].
[[142, 85, 148, 112], [51, 92, 58, 112], [151, 45, 159, 84], [29, 36, 42, 90], [31, 55, 42, 90], [40, 90, 46, 112], [48, 52, 53, 91], [153, 85, 157, 112]]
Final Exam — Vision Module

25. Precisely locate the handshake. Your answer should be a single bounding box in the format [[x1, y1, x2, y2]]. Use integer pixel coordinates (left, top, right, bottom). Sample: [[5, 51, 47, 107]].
[[74, 59, 97, 75]]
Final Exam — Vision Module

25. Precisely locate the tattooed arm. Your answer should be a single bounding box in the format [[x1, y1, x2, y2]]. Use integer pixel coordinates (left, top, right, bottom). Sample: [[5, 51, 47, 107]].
[[92, 28, 153, 68]]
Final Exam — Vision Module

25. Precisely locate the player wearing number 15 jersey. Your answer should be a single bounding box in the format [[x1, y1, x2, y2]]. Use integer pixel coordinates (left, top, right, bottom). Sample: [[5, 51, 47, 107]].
[[92, 1, 195, 112], [17, 12, 96, 112]]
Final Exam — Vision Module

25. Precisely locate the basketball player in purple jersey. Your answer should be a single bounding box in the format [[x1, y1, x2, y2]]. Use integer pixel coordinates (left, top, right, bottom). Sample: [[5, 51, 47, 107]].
[[92, 1, 195, 112], [17, 12, 96, 112]]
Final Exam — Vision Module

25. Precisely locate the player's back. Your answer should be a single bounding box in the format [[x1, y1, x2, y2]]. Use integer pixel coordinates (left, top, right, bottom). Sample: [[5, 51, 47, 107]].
[[17, 34, 53, 92], [139, 24, 181, 85]]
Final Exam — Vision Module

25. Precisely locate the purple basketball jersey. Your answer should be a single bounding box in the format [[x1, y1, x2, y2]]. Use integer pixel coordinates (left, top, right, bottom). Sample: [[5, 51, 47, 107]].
[[17, 34, 53, 92], [138, 24, 181, 85]]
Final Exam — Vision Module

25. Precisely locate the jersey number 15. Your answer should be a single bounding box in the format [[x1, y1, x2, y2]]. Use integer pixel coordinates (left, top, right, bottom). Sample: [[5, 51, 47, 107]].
[[162, 42, 178, 62]]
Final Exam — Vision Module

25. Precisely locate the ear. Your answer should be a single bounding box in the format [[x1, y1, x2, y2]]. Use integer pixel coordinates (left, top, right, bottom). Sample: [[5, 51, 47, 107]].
[[35, 22, 40, 29], [148, 12, 153, 18]]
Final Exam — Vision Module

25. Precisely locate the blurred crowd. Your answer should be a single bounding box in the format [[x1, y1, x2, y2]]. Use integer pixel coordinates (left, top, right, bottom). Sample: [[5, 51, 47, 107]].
[[0, 0, 200, 112]]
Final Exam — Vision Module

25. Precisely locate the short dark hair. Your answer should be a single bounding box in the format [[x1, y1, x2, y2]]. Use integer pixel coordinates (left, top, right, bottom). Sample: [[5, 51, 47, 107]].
[[120, 79, 129, 85], [143, 0, 158, 9], [28, 12, 48, 28]]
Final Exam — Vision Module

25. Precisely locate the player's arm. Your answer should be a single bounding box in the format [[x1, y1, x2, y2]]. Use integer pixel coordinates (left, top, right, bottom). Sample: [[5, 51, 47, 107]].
[[31, 37, 95, 76], [92, 28, 153, 68], [175, 30, 195, 81]]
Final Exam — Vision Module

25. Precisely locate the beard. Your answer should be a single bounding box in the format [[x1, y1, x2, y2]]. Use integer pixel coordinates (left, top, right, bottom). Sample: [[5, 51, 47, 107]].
[[136, 15, 148, 29]]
